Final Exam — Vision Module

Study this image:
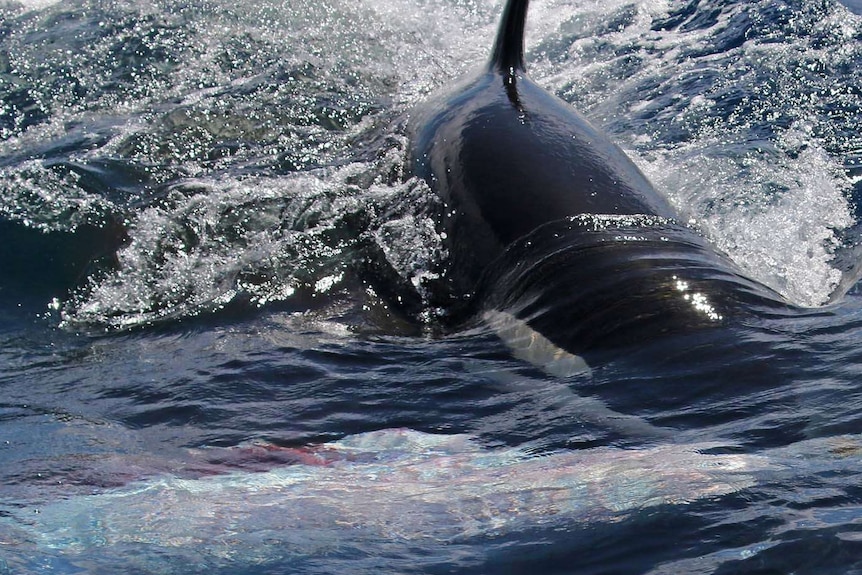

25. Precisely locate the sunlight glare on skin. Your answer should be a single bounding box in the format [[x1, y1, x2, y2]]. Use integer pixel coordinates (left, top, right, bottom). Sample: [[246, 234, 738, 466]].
[[672, 275, 723, 322]]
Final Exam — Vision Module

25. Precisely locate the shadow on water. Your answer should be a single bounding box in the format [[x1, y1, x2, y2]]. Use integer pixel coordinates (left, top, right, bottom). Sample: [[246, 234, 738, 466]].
[[0, 219, 126, 298]]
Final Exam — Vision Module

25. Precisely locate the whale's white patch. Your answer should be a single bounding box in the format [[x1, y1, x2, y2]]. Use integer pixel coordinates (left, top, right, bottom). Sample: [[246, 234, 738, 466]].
[[483, 309, 592, 378]]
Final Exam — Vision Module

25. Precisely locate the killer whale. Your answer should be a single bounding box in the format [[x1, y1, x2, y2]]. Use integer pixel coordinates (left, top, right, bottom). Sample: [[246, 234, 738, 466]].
[[407, 0, 791, 364], [407, 0, 677, 298]]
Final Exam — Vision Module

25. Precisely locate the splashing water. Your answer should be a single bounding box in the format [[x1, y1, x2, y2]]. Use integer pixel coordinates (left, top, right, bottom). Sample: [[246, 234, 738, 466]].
[[1, 0, 859, 329]]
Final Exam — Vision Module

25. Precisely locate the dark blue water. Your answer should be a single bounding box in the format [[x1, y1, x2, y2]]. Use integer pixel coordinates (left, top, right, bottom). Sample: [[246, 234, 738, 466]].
[[2, 0, 862, 573]]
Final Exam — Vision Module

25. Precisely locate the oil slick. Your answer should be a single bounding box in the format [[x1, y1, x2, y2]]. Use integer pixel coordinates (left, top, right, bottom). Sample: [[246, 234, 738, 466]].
[[0, 428, 766, 572], [3, 428, 861, 572]]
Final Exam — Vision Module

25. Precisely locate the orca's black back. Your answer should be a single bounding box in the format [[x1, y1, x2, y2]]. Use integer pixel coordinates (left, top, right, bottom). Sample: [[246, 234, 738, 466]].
[[409, 69, 676, 296]]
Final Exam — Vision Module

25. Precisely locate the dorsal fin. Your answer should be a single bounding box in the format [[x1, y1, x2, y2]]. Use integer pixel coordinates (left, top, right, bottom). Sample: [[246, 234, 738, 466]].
[[488, 0, 530, 74]]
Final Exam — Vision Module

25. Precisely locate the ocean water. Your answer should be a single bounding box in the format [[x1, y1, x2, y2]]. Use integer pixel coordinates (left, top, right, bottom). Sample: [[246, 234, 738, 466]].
[[1, 0, 862, 573]]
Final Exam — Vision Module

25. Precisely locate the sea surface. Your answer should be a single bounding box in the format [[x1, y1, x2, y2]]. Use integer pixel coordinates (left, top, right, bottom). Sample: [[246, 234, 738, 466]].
[[2, 0, 862, 573]]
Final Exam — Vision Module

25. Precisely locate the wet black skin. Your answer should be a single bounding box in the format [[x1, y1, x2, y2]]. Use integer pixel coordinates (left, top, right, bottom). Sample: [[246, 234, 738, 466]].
[[407, 0, 676, 297], [405, 0, 795, 367], [403, 0, 829, 442]]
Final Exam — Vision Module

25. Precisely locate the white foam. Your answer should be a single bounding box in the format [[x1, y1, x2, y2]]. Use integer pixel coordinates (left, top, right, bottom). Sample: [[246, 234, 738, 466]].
[[7, 0, 61, 10], [642, 127, 853, 307]]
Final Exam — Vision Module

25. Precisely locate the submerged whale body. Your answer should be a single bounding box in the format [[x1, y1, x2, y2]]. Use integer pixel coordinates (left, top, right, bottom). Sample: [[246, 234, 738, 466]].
[[407, 0, 790, 361]]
